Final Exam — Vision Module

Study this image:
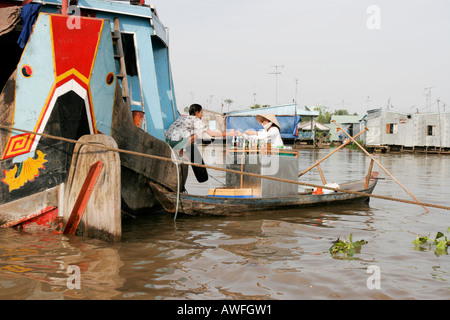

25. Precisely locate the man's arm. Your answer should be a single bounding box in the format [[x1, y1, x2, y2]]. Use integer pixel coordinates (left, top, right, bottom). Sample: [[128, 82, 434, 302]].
[[244, 130, 258, 136]]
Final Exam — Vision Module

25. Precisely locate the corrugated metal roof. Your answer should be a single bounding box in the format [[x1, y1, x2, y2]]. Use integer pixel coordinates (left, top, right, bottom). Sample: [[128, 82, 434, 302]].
[[298, 122, 330, 130], [226, 104, 319, 117], [330, 115, 364, 124]]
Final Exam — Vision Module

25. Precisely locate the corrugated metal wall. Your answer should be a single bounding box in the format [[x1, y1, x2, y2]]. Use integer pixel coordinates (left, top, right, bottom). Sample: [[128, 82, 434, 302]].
[[366, 109, 450, 148]]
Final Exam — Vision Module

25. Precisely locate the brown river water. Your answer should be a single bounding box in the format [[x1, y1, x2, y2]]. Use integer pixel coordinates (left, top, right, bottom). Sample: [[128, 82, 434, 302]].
[[0, 147, 449, 300]]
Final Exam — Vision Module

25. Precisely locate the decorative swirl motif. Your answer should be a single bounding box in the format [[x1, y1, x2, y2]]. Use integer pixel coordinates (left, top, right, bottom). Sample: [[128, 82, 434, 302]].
[[2, 150, 47, 191]]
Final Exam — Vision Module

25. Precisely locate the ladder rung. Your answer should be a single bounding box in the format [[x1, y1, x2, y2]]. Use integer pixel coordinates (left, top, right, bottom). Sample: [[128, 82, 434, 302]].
[[114, 17, 131, 108]]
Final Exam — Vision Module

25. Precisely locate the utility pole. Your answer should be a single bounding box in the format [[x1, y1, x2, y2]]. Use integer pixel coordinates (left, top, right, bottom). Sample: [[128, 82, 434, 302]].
[[294, 78, 299, 105], [366, 96, 371, 108], [268, 65, 284, 105], [424, 87, 433, 112], [209, 95, 214, 110], [437, 98, 442, 153]]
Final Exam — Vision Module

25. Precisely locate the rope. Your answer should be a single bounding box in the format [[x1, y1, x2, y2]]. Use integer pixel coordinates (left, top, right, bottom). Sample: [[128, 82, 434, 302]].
[[167, 144, 180, 221], [208, 173, 226, 186], [1, 124, 449, 211]]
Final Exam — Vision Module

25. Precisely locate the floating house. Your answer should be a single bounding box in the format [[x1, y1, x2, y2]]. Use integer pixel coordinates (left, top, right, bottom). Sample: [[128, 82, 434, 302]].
[[365, 109, 450, 153], [327, 115, 365, 143], [297, 121, 330, 145], [225, 104, 319, 144], [200, 109, 226, 139]]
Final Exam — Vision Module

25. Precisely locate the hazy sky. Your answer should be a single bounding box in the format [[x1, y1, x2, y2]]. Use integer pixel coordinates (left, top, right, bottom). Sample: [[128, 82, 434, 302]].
[[149, 0, 449, 115]]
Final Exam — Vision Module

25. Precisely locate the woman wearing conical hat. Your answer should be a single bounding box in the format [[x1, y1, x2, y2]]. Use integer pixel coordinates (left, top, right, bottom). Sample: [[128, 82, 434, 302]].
[[244, 113, 284, 147]]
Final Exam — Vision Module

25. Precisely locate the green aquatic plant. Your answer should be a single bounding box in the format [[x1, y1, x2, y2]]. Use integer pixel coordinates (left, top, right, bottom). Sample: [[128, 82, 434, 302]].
[[413, 228, 450, 255], [329, 233, 367, 259]]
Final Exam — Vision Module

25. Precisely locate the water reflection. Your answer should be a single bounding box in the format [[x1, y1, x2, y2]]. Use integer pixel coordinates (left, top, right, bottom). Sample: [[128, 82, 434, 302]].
[[0, 149, 449, 299], [0, 229, 124, 299]]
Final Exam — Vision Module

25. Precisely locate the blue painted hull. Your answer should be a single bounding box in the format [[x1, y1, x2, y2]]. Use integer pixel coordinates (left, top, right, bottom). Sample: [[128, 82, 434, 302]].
[[0, 1, 185, 218]]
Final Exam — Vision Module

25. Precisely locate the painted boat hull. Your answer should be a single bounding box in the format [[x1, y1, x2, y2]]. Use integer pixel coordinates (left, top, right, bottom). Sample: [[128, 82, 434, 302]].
[[149, 175, 379, 216], [0, 9, 187, 226]]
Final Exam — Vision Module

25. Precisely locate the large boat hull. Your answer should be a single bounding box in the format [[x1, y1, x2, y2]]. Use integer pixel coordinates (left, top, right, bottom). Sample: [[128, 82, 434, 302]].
[[0, 9, 186, 226]]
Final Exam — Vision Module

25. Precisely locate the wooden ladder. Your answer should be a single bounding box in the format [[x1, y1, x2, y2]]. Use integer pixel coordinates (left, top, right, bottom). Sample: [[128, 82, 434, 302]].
[[112, 17, 131, 108]]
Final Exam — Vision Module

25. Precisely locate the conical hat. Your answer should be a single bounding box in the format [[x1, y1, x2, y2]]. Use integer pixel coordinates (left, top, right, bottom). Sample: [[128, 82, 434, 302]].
[[256, 113, 280, 130]]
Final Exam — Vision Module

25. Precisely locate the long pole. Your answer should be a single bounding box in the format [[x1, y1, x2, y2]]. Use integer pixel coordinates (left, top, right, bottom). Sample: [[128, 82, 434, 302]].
[[298, 128, 368, 177], [332, 120, 430, 213]]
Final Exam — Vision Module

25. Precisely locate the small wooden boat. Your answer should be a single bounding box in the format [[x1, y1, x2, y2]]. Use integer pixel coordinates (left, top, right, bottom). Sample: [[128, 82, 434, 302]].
[[149, 172, 379, 216]]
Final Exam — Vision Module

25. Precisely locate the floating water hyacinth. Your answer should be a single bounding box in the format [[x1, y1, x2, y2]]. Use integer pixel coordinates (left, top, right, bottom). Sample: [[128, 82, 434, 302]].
[[413, 228, 450, 255], [329, 233, 368, 259]]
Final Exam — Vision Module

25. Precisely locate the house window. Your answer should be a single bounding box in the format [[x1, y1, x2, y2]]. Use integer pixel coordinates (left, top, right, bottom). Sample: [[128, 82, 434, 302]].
[[386, 123, 398, 134], [427, 125, 435, 136]]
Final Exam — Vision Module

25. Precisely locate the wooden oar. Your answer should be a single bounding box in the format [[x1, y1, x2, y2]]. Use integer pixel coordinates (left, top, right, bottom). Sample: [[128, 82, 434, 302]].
[[331, 120, 430, 213], [298, 127, 368, 177]]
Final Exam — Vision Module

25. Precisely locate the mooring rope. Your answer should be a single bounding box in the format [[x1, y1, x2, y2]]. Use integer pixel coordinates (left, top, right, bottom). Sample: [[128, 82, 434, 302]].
[[1, 124, 449, 211], [166, 144, 181, 221]]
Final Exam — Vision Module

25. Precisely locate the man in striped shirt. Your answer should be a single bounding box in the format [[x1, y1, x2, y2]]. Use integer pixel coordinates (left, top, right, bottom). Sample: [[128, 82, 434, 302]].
[[165, 104, 235, 149], [165, 104, 236, 182]]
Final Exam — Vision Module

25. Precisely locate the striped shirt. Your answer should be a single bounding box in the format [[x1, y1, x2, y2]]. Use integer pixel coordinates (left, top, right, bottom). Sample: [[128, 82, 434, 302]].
[[165, 115, 208, 141]]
